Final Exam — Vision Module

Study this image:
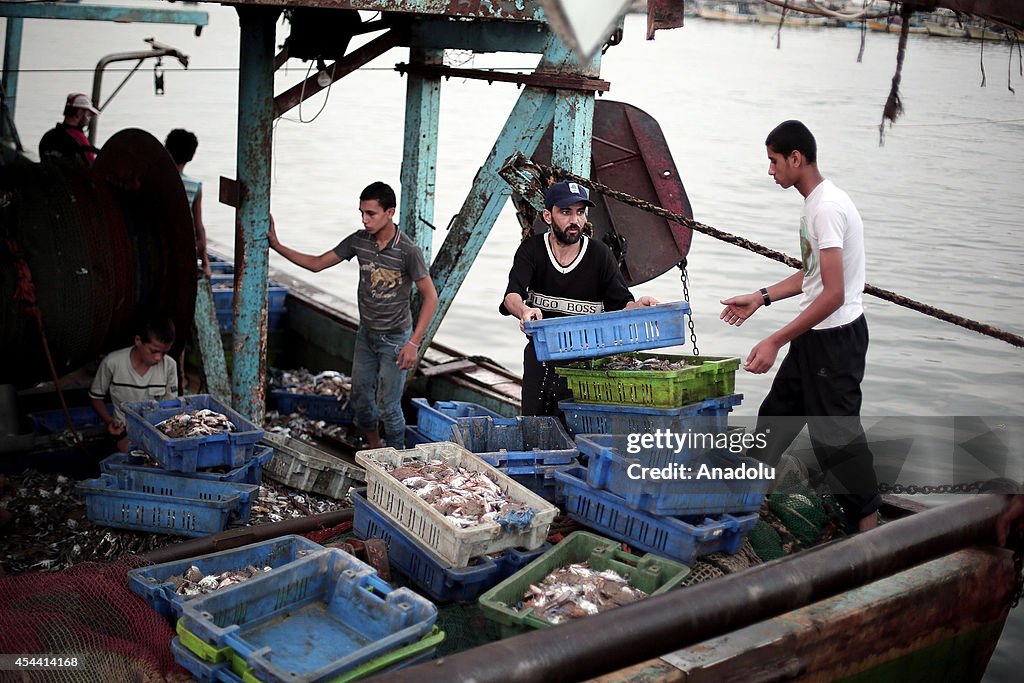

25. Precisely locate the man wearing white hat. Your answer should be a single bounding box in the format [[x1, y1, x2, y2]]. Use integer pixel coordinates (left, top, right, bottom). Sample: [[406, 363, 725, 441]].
[[38, 93, 101, 166]]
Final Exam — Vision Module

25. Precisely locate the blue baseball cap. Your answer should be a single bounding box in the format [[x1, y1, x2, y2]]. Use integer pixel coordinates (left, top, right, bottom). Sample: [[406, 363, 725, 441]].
[[544, 180, 595, 210]]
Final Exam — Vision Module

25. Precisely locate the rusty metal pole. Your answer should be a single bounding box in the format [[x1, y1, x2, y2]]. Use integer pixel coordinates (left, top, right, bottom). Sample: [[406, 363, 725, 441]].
[[370, 494, 1015, 683], [231, 5, 278, 421], [141, 508, 354, 564]]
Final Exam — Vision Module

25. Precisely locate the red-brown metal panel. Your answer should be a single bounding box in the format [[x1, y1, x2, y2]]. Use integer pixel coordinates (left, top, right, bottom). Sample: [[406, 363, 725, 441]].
[[527, 99, 693, 286]]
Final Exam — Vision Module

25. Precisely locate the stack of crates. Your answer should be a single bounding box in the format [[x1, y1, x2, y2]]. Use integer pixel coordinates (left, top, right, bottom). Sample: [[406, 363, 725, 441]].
[[524, 304, 764, 565], [350, 442, 557, 604], [76, 395, 268, 537], [167, 544, 443, 682], [448, 415, 579, 503]]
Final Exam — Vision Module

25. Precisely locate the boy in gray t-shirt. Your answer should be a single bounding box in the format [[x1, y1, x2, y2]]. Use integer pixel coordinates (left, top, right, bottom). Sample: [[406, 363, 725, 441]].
[[89, 318, 178, 452], [268, 181, 438, 450]]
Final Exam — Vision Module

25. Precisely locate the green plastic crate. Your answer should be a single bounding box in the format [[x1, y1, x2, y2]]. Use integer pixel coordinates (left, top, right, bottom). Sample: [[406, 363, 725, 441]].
[[175, 620, 445, 683], [478, 531, 690, 638], [554, 354, 740, 408]]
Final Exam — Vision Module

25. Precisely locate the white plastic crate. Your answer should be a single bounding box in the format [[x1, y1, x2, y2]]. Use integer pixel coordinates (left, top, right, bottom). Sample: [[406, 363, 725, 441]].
[[355, 442, 557, 568], [261, 433, 365, 500]]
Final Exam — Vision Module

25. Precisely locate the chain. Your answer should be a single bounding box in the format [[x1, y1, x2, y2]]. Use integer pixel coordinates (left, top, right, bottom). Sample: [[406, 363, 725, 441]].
[[876, 481, 989, 495], [677, 259, 700, 356]]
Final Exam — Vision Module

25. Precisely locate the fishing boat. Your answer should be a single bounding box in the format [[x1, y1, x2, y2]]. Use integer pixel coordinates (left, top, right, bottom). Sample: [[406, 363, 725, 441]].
[[2, 1, 1023, 681], [965, 22, 1016, 41], [924, 20, 969, 37], [924, 10, 969, 37], [867, 18, 929, 34], [756, 8, 831, 27], [696, 1, 757, 23]]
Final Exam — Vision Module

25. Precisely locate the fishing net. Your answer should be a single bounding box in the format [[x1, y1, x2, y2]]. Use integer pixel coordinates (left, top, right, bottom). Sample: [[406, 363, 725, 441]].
[[0, 555, 187, 682]]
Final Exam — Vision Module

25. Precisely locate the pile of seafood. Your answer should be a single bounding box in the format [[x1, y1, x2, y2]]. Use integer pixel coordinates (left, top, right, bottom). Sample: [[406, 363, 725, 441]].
[[263, 410, 348, 443], [155, 409, 235, 438], [168, 564, 271, 597], [0, 471, 346, 576], [271, 368, 351, 399], [385, 459, 529, 529], [515, 562, 647, 624], [599, 355, 695, 371]]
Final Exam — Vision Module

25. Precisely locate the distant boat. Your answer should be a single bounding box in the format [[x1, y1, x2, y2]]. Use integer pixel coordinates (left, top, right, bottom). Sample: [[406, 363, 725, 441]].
[[924, 20, 968, 38], [696, 2, 756, 23], [756, 9, 830, 27], [867, 19, 928, 34], [966, 24, 1014, 41]]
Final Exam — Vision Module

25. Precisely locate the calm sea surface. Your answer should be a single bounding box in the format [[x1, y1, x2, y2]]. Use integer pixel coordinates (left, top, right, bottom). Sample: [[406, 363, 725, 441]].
[[8, 4, 1024, 679]]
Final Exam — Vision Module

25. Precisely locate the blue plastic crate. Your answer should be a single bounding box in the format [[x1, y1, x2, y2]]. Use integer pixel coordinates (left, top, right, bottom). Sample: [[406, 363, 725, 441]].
[[216, 307, 287, 334], [211, 275, 287, 311], [28, 404, 113, 436], [101, 446, 273, 486], [180, 549, 437, 683], [405, 426, 431, 447], [173, 625, 444, 683], [410, 398, 505, 442], [122, 395, 264, 473], [559, 394, 743, 437], [172, 636, 236, 683], [505, 463, 578, 503], [449, 416, 577, 466], [270, 389, 354, 425], [523, 301, 692, 362], [574, 435, 769, 516], [552, 467, 759, 564], [76, 470, 259, 537], [351, 488, 548, 604], [128, 535, 324, 622]]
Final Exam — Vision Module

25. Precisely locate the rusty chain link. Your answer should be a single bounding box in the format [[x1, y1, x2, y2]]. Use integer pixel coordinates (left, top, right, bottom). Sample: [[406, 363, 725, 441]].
[[677, 259, 700, 356]]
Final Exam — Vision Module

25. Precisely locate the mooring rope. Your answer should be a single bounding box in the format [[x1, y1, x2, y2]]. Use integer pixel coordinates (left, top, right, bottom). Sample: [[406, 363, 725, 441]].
[[512, 154, 1024, 349]]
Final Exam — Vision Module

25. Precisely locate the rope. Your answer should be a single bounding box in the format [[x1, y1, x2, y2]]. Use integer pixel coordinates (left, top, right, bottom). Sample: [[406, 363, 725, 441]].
[[3, 237, 82, 441], [879, 3, 913, 145], [510, 154, 1024, 349]]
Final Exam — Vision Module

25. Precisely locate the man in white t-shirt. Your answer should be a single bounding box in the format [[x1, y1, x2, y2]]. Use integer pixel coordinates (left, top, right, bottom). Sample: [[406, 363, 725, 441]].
[[89, 318, 178, 452], [720, 120, 880, 533]]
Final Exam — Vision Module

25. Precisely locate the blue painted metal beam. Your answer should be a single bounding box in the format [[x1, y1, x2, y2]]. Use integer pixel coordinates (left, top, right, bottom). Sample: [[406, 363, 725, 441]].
[[408, 19, 550, 53], [400, 47, 443, 259], [419, 87, 556, 356], [224, 0, 544, 22], [2, 19, 23, 142], [0, 4, 208, 27], [231, 5, 278, 421], [417, 33, 601, 357]]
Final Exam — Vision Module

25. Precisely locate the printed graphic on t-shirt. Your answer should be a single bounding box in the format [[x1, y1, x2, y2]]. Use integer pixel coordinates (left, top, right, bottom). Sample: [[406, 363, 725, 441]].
[[363, 263, 404, 299], [528, 291, 605, 315], [800, 216, 816, 277]]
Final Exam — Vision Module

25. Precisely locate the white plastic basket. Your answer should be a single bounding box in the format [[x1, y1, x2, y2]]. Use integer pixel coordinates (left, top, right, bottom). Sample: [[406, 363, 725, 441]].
[[355, 442, 558, 568], [261, 433, 365, 500]]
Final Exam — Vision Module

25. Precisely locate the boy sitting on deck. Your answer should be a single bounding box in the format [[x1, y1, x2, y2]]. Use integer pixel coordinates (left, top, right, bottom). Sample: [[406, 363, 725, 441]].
[[89, 318, 178, 452]]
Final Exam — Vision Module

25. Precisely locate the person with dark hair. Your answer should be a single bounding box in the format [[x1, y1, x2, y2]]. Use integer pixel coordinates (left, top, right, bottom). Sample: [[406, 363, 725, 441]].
[[500, 180, 657, 418], [720, 120, 880, 533], [268, 182, 438, 449], [38, 93, 101, 166], [89, 318, 178, 452], [165, 129, 212, 277]]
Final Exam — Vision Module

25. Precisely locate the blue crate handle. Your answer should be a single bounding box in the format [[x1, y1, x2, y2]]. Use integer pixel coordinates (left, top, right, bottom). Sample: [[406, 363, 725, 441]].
[[497, 507, 536, 530]]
